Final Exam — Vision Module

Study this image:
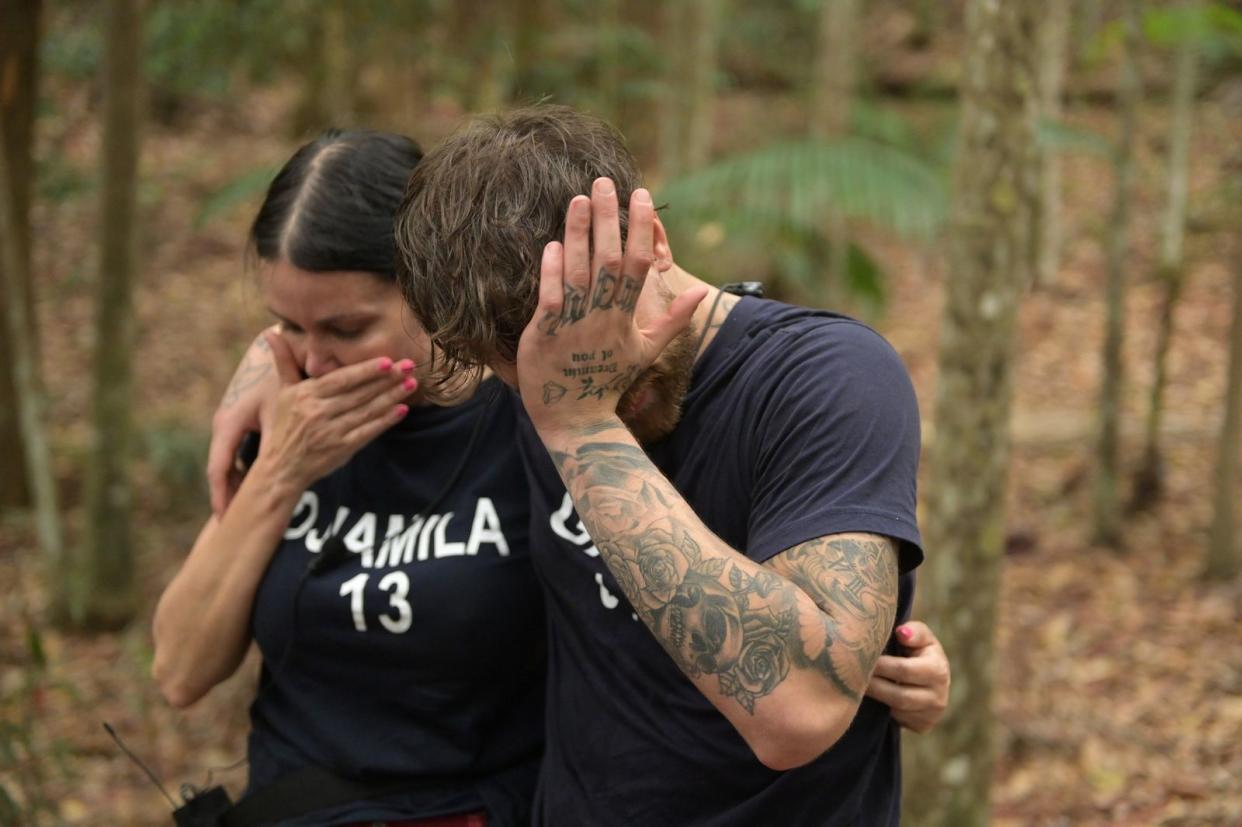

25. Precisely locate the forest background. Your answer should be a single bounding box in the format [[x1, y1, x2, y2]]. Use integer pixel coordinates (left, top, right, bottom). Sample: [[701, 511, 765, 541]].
[[1, 0, 1241, 825]]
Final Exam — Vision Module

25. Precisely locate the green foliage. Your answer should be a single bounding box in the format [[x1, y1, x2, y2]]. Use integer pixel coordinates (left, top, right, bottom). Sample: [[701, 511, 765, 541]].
[[1142, 2, 1242, 58], [0, 782, 20, 827], [194, 165, 280, 229], [517, 17, 663, 114], [659, 136, 948, 241], [36, 155, 95, 205], [42, 0, 320, 117], [717, 0, 818, 89], [0, 617, 73, 827], [26, 626, 46, 670], [140, 420, 209, 508], [1037, 118, 1113, 158], [1091, 2, 1242, 61], [849, 102, 925, 153], [40, 3, 103, 81], [657, 128, 948, 308]]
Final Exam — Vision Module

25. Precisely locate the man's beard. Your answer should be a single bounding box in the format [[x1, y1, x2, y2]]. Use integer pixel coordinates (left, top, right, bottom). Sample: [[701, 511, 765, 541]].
[[617, 325, 699, 444]]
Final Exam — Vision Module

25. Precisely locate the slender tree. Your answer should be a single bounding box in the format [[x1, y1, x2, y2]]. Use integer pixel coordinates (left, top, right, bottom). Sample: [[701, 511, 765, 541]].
[[452, 0, 507, 113], [295, 1, 358, 132], [659, 0, 721, 176], [911, 0, 939, 49], [657, 1, 687, 177], [0, 0, 41, 509], [0, 50, 64, 614], [810, 0, 861, 139], [510, 0, 547, 102], [1093, 0, 1143, 547], [1074, 0, 1107, 71], [810, 0, 864, 300], [321, 0, 353, 125], [902, 1, 1041, 824], [1133, 14, 1200, 510], [1204, 212, 1242, 580], [598, 0, 622, 122], [1035, 0, 1071, 288], [682, 0, 722, 172], [81, 0, 143, 626]]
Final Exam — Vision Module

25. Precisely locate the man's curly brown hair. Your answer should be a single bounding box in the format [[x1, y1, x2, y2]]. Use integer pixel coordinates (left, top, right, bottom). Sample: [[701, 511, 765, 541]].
[[394, 105, 643, 384]]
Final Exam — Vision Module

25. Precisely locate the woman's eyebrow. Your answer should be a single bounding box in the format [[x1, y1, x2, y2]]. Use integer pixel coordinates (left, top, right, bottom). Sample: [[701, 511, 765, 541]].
[[266, 308, 374, 327]]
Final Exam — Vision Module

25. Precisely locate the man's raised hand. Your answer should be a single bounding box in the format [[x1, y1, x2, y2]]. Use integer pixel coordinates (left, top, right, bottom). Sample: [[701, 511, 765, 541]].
[[516, 178, 706, 436]]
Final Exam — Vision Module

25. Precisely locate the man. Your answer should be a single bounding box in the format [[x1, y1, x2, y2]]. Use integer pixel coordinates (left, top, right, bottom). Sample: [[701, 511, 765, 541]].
[[394, 105, 925, 825]]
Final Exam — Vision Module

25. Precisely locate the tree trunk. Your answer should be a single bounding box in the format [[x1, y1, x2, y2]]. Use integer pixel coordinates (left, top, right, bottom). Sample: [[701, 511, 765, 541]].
[[902, 2, 1040, 825], [1034, 0, 1071, 288], [811, 0, 862, 303], [81, 0, 143, 627], [1092, 0, 1142, 548], [321, 0, 353, 125], [453, 0, 506, 113], [810, 0, 861, 140], [598, 0, 622, 123], [1204, 231, 1242, 580], [0, 0, 40, 509], [296, 1, 356, 132], [1133, 25, 1199, 511], [421, 0, 451, 104], [911, 0, 938, 49], [0, 38, 64, 614], [681, 0, 721, 172], [657, 1, 687, 178], [509, 0, 546, 103], [1073, 0, 1106, 76]]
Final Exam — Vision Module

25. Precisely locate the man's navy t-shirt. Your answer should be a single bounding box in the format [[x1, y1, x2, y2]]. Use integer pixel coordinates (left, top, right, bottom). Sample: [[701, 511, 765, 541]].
[[247, 380, 545, 826], [517, 297, 923, 826]]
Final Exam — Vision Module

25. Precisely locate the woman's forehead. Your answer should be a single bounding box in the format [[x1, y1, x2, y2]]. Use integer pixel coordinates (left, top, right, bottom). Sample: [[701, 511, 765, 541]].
[[262, 259, 397, 315]]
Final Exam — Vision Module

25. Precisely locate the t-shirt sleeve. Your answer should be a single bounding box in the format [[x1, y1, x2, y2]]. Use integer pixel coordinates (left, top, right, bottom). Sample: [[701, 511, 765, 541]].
[[745, 320, 923, 573]]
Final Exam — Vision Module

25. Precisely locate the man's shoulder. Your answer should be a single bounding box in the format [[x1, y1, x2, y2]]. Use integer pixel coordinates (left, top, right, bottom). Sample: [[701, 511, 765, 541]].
[[724, 298, 907, 386]]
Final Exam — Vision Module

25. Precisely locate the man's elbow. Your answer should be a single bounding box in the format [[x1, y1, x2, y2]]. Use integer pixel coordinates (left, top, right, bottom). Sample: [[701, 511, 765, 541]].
[[749, 706, 853, 771]]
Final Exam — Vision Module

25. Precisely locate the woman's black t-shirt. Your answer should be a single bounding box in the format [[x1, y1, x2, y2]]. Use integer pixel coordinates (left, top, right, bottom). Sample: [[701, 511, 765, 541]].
[[245, 379, 544, 826]]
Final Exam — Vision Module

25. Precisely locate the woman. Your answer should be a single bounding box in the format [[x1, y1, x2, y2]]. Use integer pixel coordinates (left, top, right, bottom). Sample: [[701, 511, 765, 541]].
[[158, 129, 951, 827], [153, 130, 544, 826]]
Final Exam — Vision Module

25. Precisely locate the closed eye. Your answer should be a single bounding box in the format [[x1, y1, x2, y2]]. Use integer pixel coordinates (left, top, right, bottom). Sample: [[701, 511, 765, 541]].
[[328, 325, 366, 340]]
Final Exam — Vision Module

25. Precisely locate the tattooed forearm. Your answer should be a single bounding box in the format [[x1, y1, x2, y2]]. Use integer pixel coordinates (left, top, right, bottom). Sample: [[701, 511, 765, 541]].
[[766, 536, 899, 699], [221, 336, 273, 407], [551, 433, 899, 715]]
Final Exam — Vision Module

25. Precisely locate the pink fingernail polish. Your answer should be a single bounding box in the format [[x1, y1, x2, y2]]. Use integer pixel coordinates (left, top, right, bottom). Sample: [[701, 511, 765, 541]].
[[403, 377, 417, 391], [398, 359, 415, 373], [897, 626, 912, 640], [394, 404, 409, 418], [377, 357, 393, 372]]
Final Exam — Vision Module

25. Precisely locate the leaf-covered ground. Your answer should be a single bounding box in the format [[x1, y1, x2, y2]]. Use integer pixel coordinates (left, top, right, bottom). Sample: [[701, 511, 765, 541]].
[[2, 78, 1240, 825]]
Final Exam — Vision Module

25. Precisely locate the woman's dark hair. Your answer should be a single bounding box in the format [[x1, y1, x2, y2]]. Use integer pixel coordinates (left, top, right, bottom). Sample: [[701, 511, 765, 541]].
[[249, 129, 423, 280]]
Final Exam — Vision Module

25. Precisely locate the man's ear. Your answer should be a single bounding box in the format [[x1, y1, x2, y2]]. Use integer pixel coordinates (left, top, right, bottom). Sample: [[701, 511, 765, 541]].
[[653, 216, 674, 272]]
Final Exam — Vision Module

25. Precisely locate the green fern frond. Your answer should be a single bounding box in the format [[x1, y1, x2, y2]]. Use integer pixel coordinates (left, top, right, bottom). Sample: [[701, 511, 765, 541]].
[[657, 136, 948, 242]]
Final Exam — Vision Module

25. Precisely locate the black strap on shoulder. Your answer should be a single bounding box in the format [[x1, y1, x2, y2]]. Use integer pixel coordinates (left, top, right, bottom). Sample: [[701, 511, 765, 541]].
[[219, 767, 436, 827], [721, 281, 764, 297]]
